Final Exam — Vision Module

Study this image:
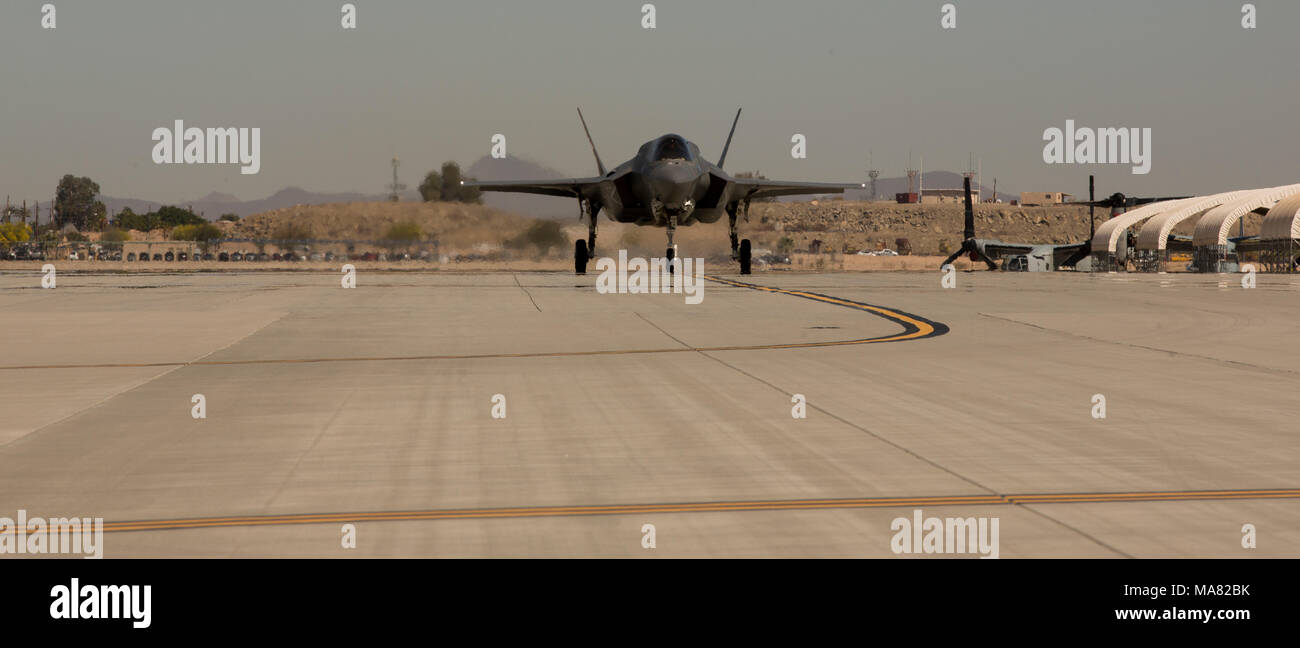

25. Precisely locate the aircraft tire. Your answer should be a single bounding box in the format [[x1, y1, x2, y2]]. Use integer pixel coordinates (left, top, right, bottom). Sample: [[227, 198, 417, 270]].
[[575, 239, 588, 275], [739, 239, 752, 275]]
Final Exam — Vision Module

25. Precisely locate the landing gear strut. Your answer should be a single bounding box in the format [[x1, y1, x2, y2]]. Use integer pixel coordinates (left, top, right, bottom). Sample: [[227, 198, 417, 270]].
[[727, 203, 740, 257], [655, 200, 678, 274], [666, 214, 677, 275], [728, 200, 753, 275], [575, 198, 597, 275], [583, 198, 598, 259]]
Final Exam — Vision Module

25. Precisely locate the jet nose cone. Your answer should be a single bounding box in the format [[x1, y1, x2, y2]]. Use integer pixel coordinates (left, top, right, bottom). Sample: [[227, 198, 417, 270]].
[[648, 163, 701, 205]]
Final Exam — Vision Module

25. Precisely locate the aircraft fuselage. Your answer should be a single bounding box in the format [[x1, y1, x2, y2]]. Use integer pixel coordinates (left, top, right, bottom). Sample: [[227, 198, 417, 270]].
[[596, 134, 728, 227]]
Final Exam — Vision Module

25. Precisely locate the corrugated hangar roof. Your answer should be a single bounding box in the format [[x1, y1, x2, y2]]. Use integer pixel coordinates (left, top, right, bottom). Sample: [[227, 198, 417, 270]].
[[1192, 184, 1300, 247], [1260, 193, 1300, 241], [1091, 198, 1191, 254], [1132, 191, 1250, 251]]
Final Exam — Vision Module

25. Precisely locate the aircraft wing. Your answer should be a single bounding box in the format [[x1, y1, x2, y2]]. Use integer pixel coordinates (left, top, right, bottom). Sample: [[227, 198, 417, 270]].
[[1052, 242, 1091, 267], [729, 178, 864, 201], [461, 176, 614, 199], [982, 242, 1036, 258]]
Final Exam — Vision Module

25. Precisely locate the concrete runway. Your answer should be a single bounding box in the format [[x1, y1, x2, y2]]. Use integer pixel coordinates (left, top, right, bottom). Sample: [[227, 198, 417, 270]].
[[1, 268, 1298, 557]]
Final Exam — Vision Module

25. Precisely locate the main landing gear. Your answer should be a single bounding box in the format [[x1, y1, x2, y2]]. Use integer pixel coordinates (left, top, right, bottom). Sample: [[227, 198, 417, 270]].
[[728, 200, 753, 275], [575, 198, 598, 275], [575, 239, 589, 274]]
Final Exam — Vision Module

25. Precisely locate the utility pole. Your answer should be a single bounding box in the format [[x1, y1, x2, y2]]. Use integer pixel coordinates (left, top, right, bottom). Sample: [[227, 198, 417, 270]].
[[905, 150, 917, 198], [867, 150, 879, 201], [387, 156, 406, 202]]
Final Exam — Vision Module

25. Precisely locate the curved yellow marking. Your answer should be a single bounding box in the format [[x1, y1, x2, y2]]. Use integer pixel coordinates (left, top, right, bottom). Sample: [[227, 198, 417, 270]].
[[0, 276, 947, 371], [99, 489, 1300, 533]]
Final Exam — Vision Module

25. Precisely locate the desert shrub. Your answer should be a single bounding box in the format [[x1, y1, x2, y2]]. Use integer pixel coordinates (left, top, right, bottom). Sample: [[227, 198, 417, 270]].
[[383, 222, 423, 241], [172, 223, 223, 241], [100, 228, 131, 242], [507, 220, 566, 256]]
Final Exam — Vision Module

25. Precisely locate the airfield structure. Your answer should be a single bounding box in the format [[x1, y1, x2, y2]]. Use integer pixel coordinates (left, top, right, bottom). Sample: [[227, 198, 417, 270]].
[[1244, 193, 1300, 272], [1090, 198, 1194, 272], [387, 156, 406, 202], [1186, 184, 1300, 272], [1128, 192, 1246, 272]]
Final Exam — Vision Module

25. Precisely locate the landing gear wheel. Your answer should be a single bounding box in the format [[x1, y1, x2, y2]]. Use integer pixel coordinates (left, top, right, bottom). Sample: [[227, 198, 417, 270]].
[[575, 239, 589, 275], [739, 239, 752, 275], [666, 247, 675, 274]]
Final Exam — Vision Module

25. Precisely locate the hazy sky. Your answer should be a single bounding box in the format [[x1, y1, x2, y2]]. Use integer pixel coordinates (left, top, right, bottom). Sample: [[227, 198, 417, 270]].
[[1, 0, 1296, 204]]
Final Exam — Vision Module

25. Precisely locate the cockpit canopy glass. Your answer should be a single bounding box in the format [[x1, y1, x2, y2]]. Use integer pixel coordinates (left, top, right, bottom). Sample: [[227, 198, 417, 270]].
[[653, 136, 692, 161]]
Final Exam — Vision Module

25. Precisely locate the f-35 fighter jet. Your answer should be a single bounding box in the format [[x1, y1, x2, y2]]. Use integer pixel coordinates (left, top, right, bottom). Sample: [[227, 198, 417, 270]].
[[462, 109, 863, 274]]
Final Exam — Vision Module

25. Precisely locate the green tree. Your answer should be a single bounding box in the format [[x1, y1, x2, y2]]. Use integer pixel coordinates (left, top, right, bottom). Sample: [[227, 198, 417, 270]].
[[156, 205, 204, 228], [438, 161, 483, 204], [116, 207, 157, 231], [439, 162, 463, 200], [218, 213, 240, 222], [114, 207, 138, 228], [87, 201, 108, 231], [54, 175, 101, 230], [419, 170, 442, 202]]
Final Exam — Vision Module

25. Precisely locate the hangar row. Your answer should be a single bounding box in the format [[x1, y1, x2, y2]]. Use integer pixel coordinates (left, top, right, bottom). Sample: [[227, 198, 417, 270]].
[[1088, 183, 1300, 272]]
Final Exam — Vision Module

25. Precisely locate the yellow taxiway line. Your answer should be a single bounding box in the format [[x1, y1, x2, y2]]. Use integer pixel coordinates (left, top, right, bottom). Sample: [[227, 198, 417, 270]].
[[0, 275, 948, 371], [101, 488, 1300, 533]]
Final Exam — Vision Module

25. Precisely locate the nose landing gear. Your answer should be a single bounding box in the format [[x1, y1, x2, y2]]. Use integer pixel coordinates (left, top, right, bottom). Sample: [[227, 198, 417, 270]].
[[665, 208, 677, 274]]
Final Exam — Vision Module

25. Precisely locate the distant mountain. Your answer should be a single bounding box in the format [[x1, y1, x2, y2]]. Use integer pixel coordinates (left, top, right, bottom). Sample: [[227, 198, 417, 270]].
[[197, 191, 240, 204], [466, 155, 577, 219], [96, 186, 420, 220], [16, 187, 419, 225]]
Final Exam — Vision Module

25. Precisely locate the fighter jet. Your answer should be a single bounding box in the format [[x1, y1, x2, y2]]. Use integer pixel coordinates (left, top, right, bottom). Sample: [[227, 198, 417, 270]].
[[462, 109, 864, 274]]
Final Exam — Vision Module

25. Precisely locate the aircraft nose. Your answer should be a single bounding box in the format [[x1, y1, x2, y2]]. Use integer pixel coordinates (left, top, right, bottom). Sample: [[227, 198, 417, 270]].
[[648, 164, 700, 205]]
